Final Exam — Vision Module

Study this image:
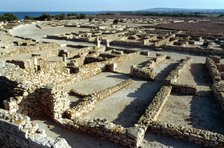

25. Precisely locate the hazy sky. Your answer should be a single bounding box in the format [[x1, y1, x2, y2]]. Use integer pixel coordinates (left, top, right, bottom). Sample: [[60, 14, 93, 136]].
[[0, 0, 224, 11]]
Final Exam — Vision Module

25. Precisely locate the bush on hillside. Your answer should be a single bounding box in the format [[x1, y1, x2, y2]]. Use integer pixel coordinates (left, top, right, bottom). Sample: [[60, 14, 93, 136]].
[[0, 13, 18, 22]]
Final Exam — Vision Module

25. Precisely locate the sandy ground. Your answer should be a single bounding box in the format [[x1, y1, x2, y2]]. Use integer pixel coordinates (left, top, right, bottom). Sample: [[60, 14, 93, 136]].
[[141, 132, 203, 148], [84, 79, 162, 127], [66, 72, 162, 127], [9, 23, 95, 47], [157, 94, 224, 134], [66, 72, 130, 95]]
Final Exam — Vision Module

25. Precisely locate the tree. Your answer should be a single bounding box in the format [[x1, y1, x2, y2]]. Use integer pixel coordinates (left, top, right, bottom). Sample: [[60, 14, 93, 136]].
[[67, 13, 77, 17], [55, 14, 66, 20], [0, 13, 18, 22], [78, 14, 87, 19], [89, 18, 93, 22], [113, 19, 119, 24], [35, 13, 52, 21], [24, 15, 35, 20]]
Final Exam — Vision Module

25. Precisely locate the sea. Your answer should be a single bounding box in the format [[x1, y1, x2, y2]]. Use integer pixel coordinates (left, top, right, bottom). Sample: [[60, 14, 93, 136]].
[[0, 12, 99, 19]]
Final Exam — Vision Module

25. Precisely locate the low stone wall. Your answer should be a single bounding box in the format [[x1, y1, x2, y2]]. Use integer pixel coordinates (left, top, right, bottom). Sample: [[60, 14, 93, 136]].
[[65, 80, 132, 119], [171, 83, 197, 95], [154, 37, 171, 47], [130, 66, 156, 80], [212, 82, 224, 110], [110, 40, 144, 47], [137, 85, 172, 129], [57, 117, 136, 147], [0, 42, 60, 59], [163, 45, 224, 56], [205, 57, 222, 83], [37, 85, 70, 119], [69, 52, 139, 84], [130, 54, 167, 80], [6, 60, 25, 69], [124, 85, 172, 147], [106, 47, 138, 54], [165, 57, 192, 84], [3, 52, 139, 118], [69, 89, 89, 98], [147, 54, 167, 68], [205, 57, 224, 110], [4, 84, 70, 120], [148, 121, 224, 147], [0, 109, 71, 148]]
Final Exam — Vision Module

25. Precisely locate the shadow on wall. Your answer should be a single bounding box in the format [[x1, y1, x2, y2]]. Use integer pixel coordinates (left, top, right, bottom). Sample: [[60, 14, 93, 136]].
[[32, 116, 122, 148], [106, 73, 130, 80], [143, 132, 203, 148], [155, 62, 178, 81], [113, 81, 162, 127], [0, 76, 18, 108], [188, 94, 224, 134], [190, 63, 212, 86]]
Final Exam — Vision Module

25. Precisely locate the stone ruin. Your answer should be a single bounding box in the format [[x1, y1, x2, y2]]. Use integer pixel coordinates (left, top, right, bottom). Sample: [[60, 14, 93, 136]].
[[1, 17, 224, 148], [1, 46, 223, 147]]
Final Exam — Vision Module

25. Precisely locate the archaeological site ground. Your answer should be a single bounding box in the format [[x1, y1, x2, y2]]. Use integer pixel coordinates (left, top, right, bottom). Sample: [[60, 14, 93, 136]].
[[0, 13, 224, 148]]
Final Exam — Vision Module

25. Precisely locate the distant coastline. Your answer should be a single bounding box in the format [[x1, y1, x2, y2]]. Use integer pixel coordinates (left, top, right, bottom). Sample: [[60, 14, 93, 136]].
[[0, 12, 99, 19], [1, 8, 224, 19]]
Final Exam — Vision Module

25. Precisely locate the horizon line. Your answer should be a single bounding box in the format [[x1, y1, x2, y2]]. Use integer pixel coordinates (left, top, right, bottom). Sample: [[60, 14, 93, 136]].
[[1, 7, 224, 13]]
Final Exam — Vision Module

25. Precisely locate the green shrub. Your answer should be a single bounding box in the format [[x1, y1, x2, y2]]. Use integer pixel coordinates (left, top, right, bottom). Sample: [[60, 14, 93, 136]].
[[113, 19, 119, 24], [0, 13, 18, 22], [35, 13, 52, 21]]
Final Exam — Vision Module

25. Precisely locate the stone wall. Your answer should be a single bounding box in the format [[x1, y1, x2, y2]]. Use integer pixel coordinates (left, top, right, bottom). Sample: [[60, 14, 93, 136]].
[[205, 57, 224, 110], [110, 40, 145, 47], [147, 54, 167, 68], [171, 83, 197, 95], [148, 121, 224, 147], [154, 37, 171, 47], [0, 109, 71, 148], [165, 57, 192, 84], [3, 51, 139, 117], [65, 80, 132, 119], [37, 85, 70, 119], [5, 84, 70, 120], [130, 54, 167, 81], [130, 66, 157, 80], [163, 45, 224, 56], [0, 42, 60, 59], [127, 57, 194, 147], [1, 50, 141, 147], [56, 117, 137, 147], [133, 85, 172, 147], [212, 82, 224, 110], [137, 85, 172, 129], [205, 57, 222, 83]]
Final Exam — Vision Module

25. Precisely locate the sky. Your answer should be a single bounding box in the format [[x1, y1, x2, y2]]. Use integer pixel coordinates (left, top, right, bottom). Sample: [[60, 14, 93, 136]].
[[0, 0, 224, 12]]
